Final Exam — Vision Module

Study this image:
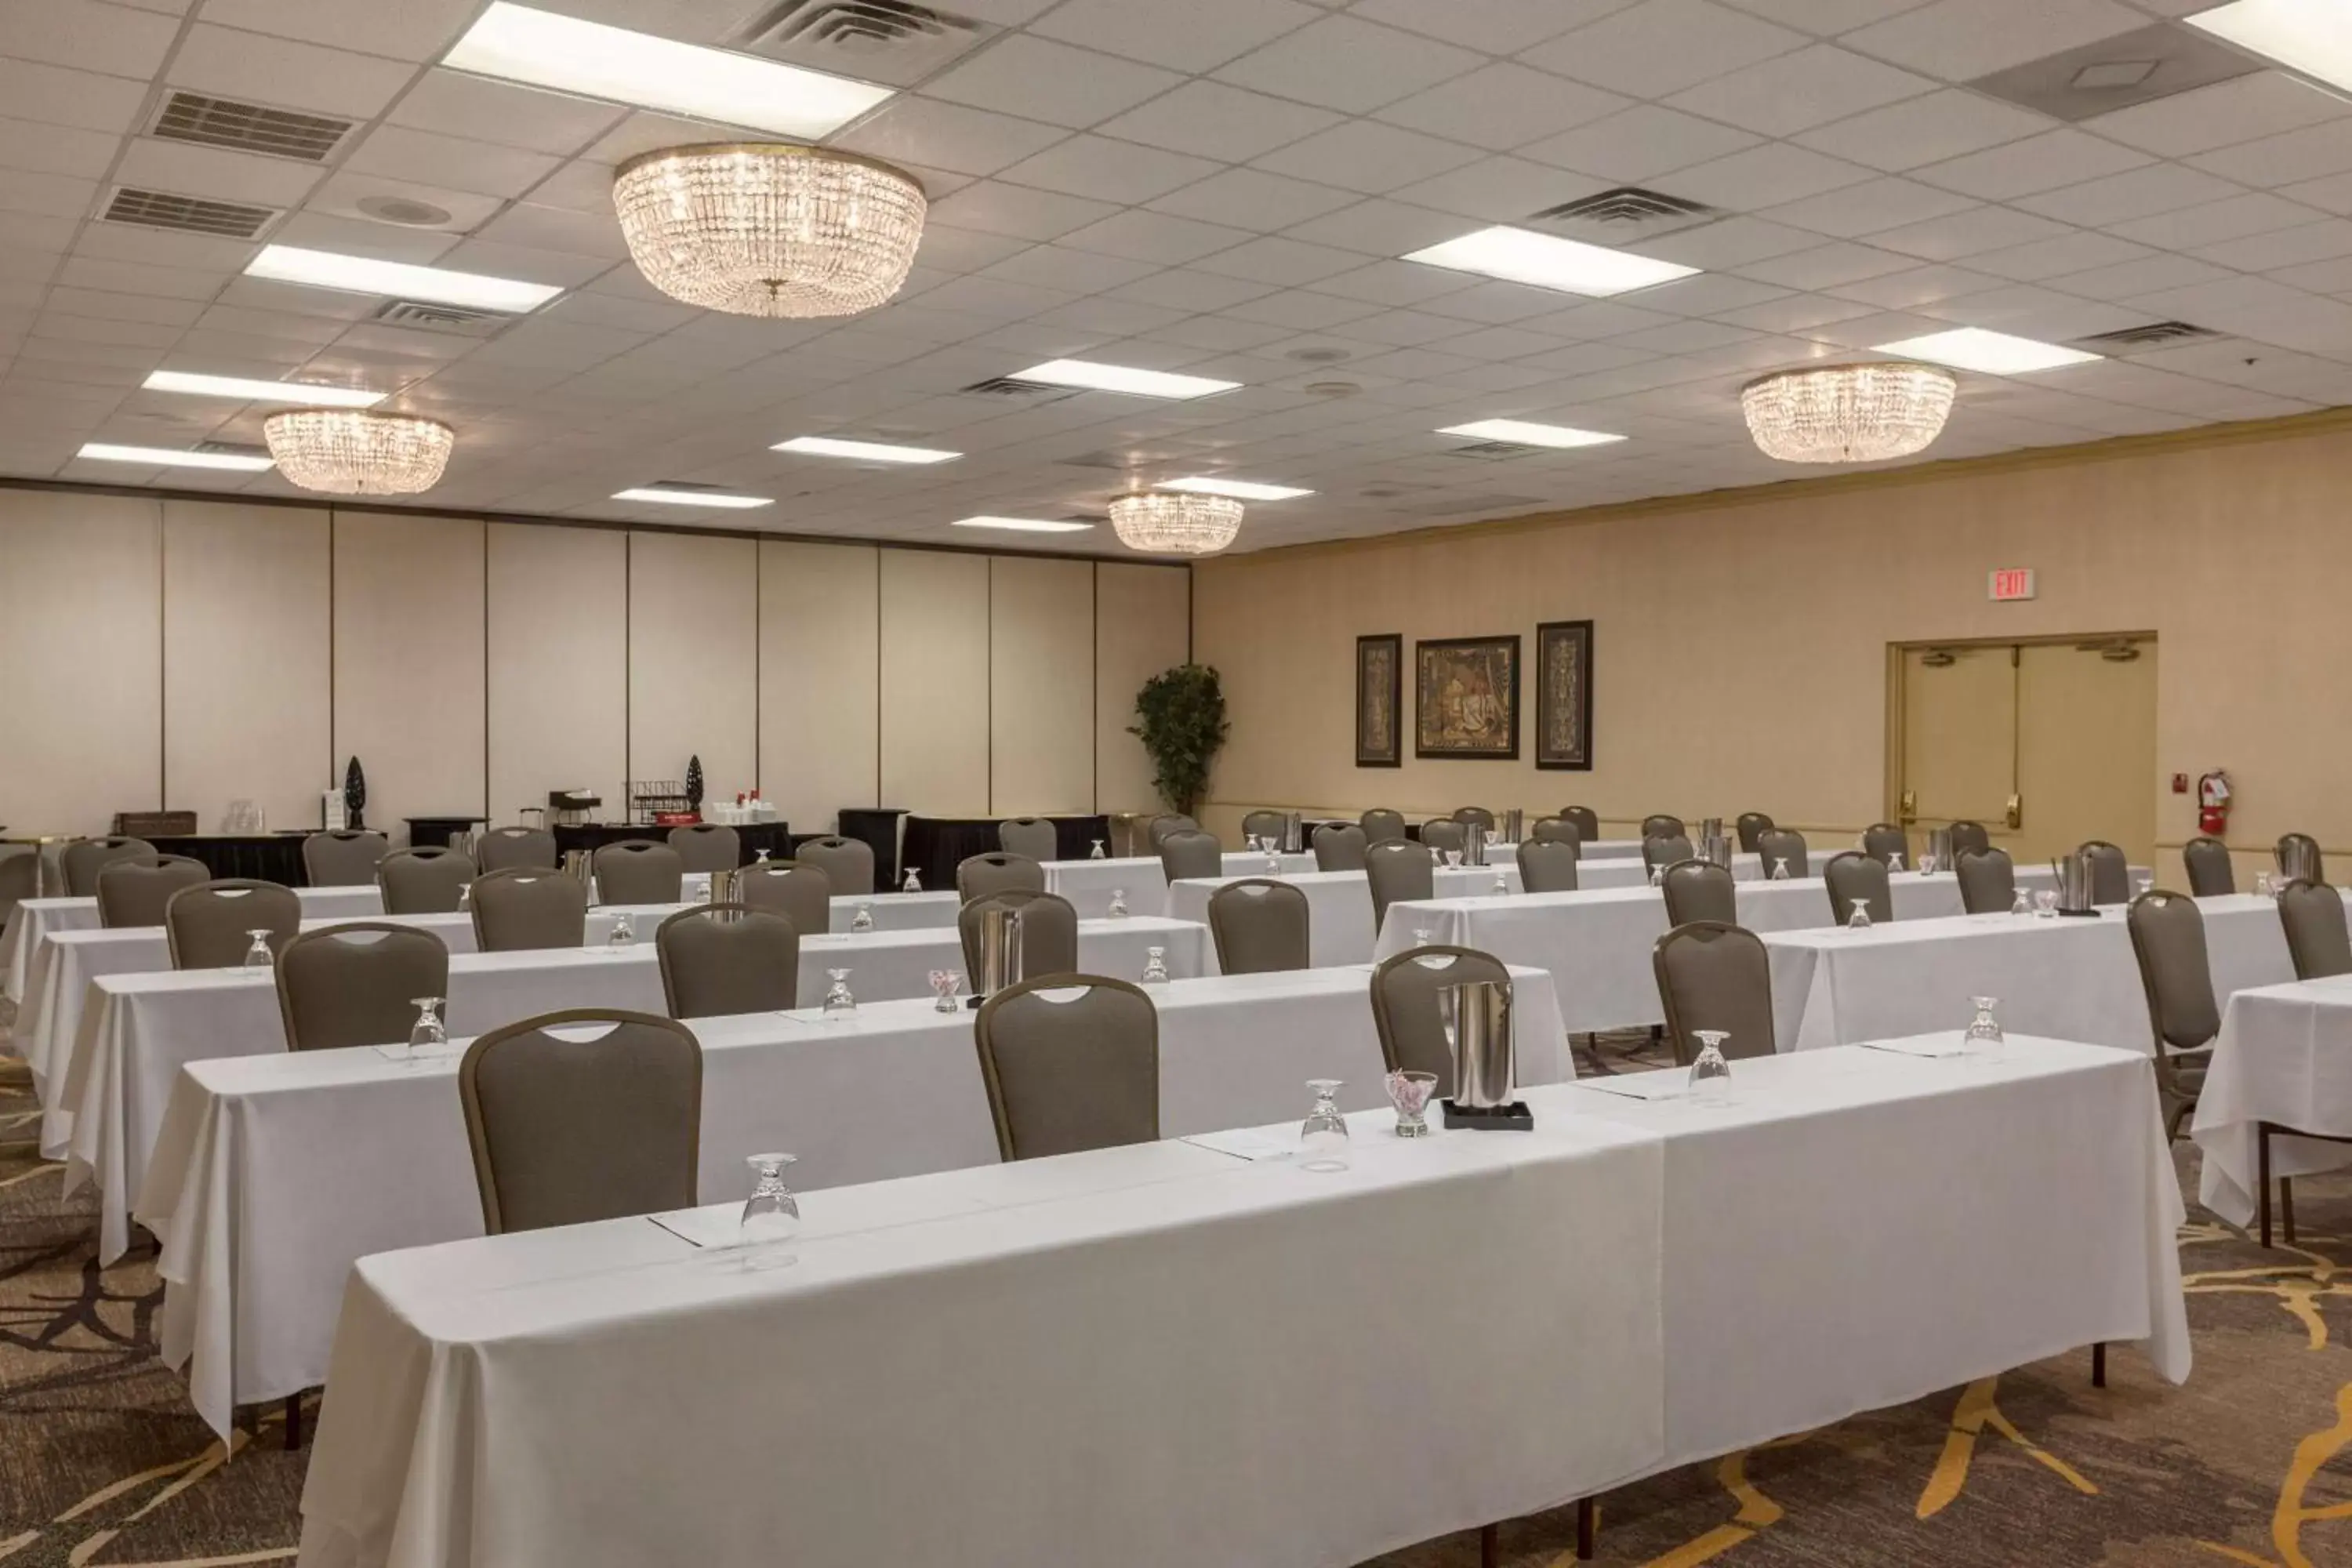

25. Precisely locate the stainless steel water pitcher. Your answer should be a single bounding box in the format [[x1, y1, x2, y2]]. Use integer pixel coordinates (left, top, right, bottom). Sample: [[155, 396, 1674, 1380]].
[[1446, 978, 1515, 1109], [1283, 810, 1303, 854], [1503, 808, 1524, 844], [1465, 826, 1486, 866], [708, 866, 741, 913], [976, 905, 1023, 996], [2054, 851, 2092, 912], [563, 849, 591, 887], [1929, 826, 1953, 868], [1709, 831, 1733, 870]]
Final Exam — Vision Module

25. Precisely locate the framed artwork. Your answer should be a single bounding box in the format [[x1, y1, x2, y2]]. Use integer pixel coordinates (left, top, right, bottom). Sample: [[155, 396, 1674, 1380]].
[[1414, 635, 1520, 760], [1535, 620, 1595, 771], [1355, 633, 1402, 768]]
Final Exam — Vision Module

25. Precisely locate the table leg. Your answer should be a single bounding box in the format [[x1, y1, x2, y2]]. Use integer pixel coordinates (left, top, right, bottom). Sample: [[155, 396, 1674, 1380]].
[[2259, 1125, 2274, 1249], [1577, 1497, 1596, 1560], [285, 1393, 302, 1450], [2091, 1343, 2106, 1388], [1479, 1522, 1499, 1567], [2283, 1175, 2297, 1247]]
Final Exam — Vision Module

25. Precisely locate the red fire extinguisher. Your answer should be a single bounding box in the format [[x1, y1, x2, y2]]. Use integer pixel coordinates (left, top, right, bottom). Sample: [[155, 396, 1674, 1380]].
[[2198, 770, 2232, 837]]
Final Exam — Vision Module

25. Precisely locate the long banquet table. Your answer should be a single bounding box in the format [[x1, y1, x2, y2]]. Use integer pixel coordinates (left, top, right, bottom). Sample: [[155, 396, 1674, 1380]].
[[1044, 849, 1315, 917], [138, 966, 1569, 1442], [57, 915, 1212, 1264], [1167, 865, 1534, 966], [2192, 972, 2352, 1226], [4, 885, 383, 1004], [290, 1035, 2184, 1568]]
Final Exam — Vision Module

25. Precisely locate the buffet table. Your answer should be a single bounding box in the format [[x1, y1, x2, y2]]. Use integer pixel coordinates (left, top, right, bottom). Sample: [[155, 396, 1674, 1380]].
[[554, 822, 793, 863], [898, 814, 1109, 892], [143, 833, 311, 884]]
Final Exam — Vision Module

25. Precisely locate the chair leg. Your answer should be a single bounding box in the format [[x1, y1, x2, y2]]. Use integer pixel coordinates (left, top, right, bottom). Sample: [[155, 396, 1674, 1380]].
[[1577, 1497, 1597, 1561], [2091, 1342, 2107, 1388], [284, 1392, 302, 1450], [2259, 1126, 2274, 1249], [2283, 1176, 2297, 1247], [1479, 1522, 1499, 1567]]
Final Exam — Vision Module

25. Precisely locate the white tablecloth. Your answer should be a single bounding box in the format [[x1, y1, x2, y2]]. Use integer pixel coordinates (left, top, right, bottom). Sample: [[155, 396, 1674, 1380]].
[[58, 916, 1210, 1264], [3, 886, 383, 1006], [1044, 851, 1313, 917], [1165, 866, 1527, 966], [2193, 973, 2352, 1225], [138, 965, 1568, 1439], [1766, 895, 2297, 1055]]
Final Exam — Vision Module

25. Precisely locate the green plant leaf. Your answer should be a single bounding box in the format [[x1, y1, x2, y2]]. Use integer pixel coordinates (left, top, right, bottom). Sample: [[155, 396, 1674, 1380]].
[[1128, 663, 1229, 816]]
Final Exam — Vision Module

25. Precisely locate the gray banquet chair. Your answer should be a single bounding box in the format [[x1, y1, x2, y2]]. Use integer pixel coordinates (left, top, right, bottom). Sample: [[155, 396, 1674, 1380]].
[[1947, 820, 1991, 858], [1359, 808, 1407, 844], [1755, 828, 1809, 879], [2079, 840, 2130, 905], [1735, 812, 1774, 855], [1661, 858, 1737, 927], [1240, 809, 1288, 845], [958, 851, 1044, 904], [1653, 921, 1777, 1067], [1369, 943, 1511, 1095], [593, 840, 684, 906], [1452, 806, 1496, 833], [1822, 851, 1892, 925], [997, 817, 1058, 862], [797, 836, 875, 898], [1158, 829, 1224, 883], [459, 1008, 701, 1234], [2277, 832, 2325, 884], [1312, 822, 1368, 872], [1561, 807, 1601, 844], [476, 826, 558, 872], [1530, 816, 1581, 849], [666, 822, 740, 875], [1207, 879, 1309, 975], [2125, 891, 2216, 1141], [738, 860, 830, 936], [1861, 823, 1909, 866], [0, 850, 40, 927], [1147, 814, 1199, 846], [469, 866, 589, 953], [656, 906, 800, 1017], [64, 837, 157, 897], [1365, 840, 1435, 935], [974, 975, 1159, 1160], [1419, 819, 1467, 858], [303, 829, 389, 888], [275, 924, 452, 1051], [94, 855, 209, 928], [1955, 847, 2016, 914], [1517, 837, 1579, 894], [165, 880, 301, 969], [959, 889, 1080, 984], [1641, 833, 1693, 873], [1640, 814, 1685, 840], [377, 846, 474, 915], [2183, 836, 2236, 897], [2279, 880, 2352, 981]]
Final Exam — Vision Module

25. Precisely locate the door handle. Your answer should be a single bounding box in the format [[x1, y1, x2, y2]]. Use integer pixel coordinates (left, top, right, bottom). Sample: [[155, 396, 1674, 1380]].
[[2005, 793, 2022, 829]]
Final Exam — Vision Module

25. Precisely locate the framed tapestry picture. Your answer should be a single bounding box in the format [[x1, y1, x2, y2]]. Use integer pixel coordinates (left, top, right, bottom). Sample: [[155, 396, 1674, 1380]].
[[1535, 619, 1594, 771], [1355, 633, 1402, 768], [1414, 635, 1519, 760]]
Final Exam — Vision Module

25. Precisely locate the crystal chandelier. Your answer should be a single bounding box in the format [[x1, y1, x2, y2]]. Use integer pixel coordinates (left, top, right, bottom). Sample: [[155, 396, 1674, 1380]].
[[612, 143, 926, 318], [1740, 362, 1958, 464], [263, 409, 454, 495], [1109, 492, 1245, 556]]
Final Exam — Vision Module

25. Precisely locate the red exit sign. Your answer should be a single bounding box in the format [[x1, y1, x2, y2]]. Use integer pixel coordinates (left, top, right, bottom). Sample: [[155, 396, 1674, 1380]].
[[1988, 568, 2036, 601]]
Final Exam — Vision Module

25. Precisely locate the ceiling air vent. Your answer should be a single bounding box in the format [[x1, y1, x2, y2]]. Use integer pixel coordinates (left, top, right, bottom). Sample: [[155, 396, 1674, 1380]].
[[151, 91, 354, 162], [736, 0, 994, 87], [960, 376, 1076, 403], [1534, 187, 1715, 227], [373, 299, 510, 336], [2072, 320, 2220, 350], [1441, 441, 1544, 461], [102, 186, 277, 239], [1967, 24, 2255, 121]]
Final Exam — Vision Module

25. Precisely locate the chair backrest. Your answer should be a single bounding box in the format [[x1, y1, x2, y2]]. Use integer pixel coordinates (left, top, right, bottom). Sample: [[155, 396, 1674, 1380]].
[[476, 826, 558, 872], [65, 837, 158, 897], [1147, 814, 1198, 845], [1359, 808, 1406, 844], [2126, 890, 2220, 1056], [1452, 806, 1496, 831], [958, 889, 1080, 982], [2183, 836, 2235, 896], [1661, 859, 1737, 927], [1734, 812, 1773, 854], [1822, 851, 1892, 924], [1517, 837, 1579, 893], [1158, 829, 1224, 882], [1364, 840, 1435, 933], [797, 836, 875, 897], [1755, 828, 1809, 878], [469, 866, 588, 952], [1955, 847, 2016, 914], [1642, 833, 1693, 871], [973, 975, 1158, 1160], [666, 822, 740, 874], [593, 840, 684, 905], [0, 850, 38, 927], [1530, 816, 1581, 850], [1861, 823, 1908, 866], [377, 846, 474, 915], [1561, 807, 1600, 843], [94, 855, 209, 927], [1240, 809, 1288, 844], [957, 851, 1044, 904], [2279, 880, 2352, 981], [275, 923, 452, 1051], [2278, 833, 2325, 884], [1207, 878, 1309, 974], [1947, 820, 1991, 858], [165, 879, 302, 969], [458, 1009, 701, 1234], [1312, 822, 1368, 872], [2079, 840, 2129, 905], [303, 829, 389, 887], [656, 906, 799, 1017], [1640, 814, 1685, 840], [1369, 944, 1510, 1094], [1419, 820, 1466, 856], [997, 817, 1058, 862], [737, 860, 829, 936], [1653, 921, 1776, 1066]]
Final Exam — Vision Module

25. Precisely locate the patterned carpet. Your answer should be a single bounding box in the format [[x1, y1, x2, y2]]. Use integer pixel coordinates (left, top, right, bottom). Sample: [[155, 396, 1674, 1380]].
[[4, 1045, 2351, 1568]]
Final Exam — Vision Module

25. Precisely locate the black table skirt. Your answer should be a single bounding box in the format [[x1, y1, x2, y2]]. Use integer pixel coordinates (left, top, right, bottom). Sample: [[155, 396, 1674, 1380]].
[[836, 808, 909, 889], [898, 815, 1110, 893], [404, 815, 488, 850], [553, 822, 793, 866], [147, 834, 312, 885]]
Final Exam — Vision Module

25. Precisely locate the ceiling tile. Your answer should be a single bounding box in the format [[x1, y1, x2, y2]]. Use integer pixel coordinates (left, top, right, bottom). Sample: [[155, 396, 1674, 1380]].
[[307, 170, 503, 233], [828, 98, 1070, 180], [1869, 204, 2072, 259], [1279, 198, 1480, 256], [1664, 143, 1878, 207], [1519, 106, 1762, 182], [1094, 82, 1341, 163], [922, 36, 1185, 129], [472, 204, 632, 260], [1837, 0, 2147, 82], [2106, 191, 2325, 249], [1350, 0, 1628, 52], [1790, 87, 2052, 171], [1253, 121, 1488, 195], [191, 0, 479, 61], [1759, 176, 1978, 238], [1193, 235, 1385, 285], [1697, 291, 1882, 330], [2190, 122, 2352, 188], [1667, 43, 1933, 136], [165, 23, 419, 118], [1150, 167, 1363, 229], [1305, 262, 1481, 307], [343, 125, 561, 199], [1912, 129, 2151, 200], [0, 0, 180, 76], [114, 136, 323, 207], [1719, 0, 1936, 31], [1524, 0, 1806, 98], [1056, 209, 1255, 263], [2193, 220, 2352, 274], [2009, 162, 2245, 227], [2082, 71, 2352, 159], [1733, 241, 1919, 287], [1103, 268, 1280, 311], [924, 180, 1123, 241], [1963, 230, 2152, 281], [2042, 251, 2234, 297], [1387, 157, 1606, 222], [269, 209, 459, 264], [1635, 215, 1824, 267], [1030, 0, 1323, 73], [0, 115, 122, 180], [1821, 261, 2004, 306], [1372, 64, 1630, 151], [1212, 15, 1486, 114], [0, 56, 152, 133], [998, 135, 1221, 204], [386, 71, 626, 158]]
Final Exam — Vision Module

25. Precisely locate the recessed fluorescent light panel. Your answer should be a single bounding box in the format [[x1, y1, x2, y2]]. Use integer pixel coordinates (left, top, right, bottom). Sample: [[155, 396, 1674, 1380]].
[[1158, 476, 1312, 500], [1872, 328, 2100, 374], [1438, 419, 1626, 449], [2186, 0, 2352, 94], [951, 516, 1094, 533], [78, 442, 274, 471], [613, 488, 772, 509], [143, 370, 383, 408], [774, 436, 960, 464], [243, 245, 562, 314], [445, 2, 892, 140], [1007, 360, 1240, 399], [1402, 227, 1699, 296]]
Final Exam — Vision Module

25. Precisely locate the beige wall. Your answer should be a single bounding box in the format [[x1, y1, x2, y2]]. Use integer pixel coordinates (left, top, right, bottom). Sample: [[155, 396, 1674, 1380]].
[[879, 550, 991, 818], [486, 521, 627, 826], [333, 510, 487, 835], [1095, 563, 1191, 814], [990, 555, 1096, 817], [758, 540, 878, 832], [627, 530, 757, 806], [1192, 415, 2352, 873]]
